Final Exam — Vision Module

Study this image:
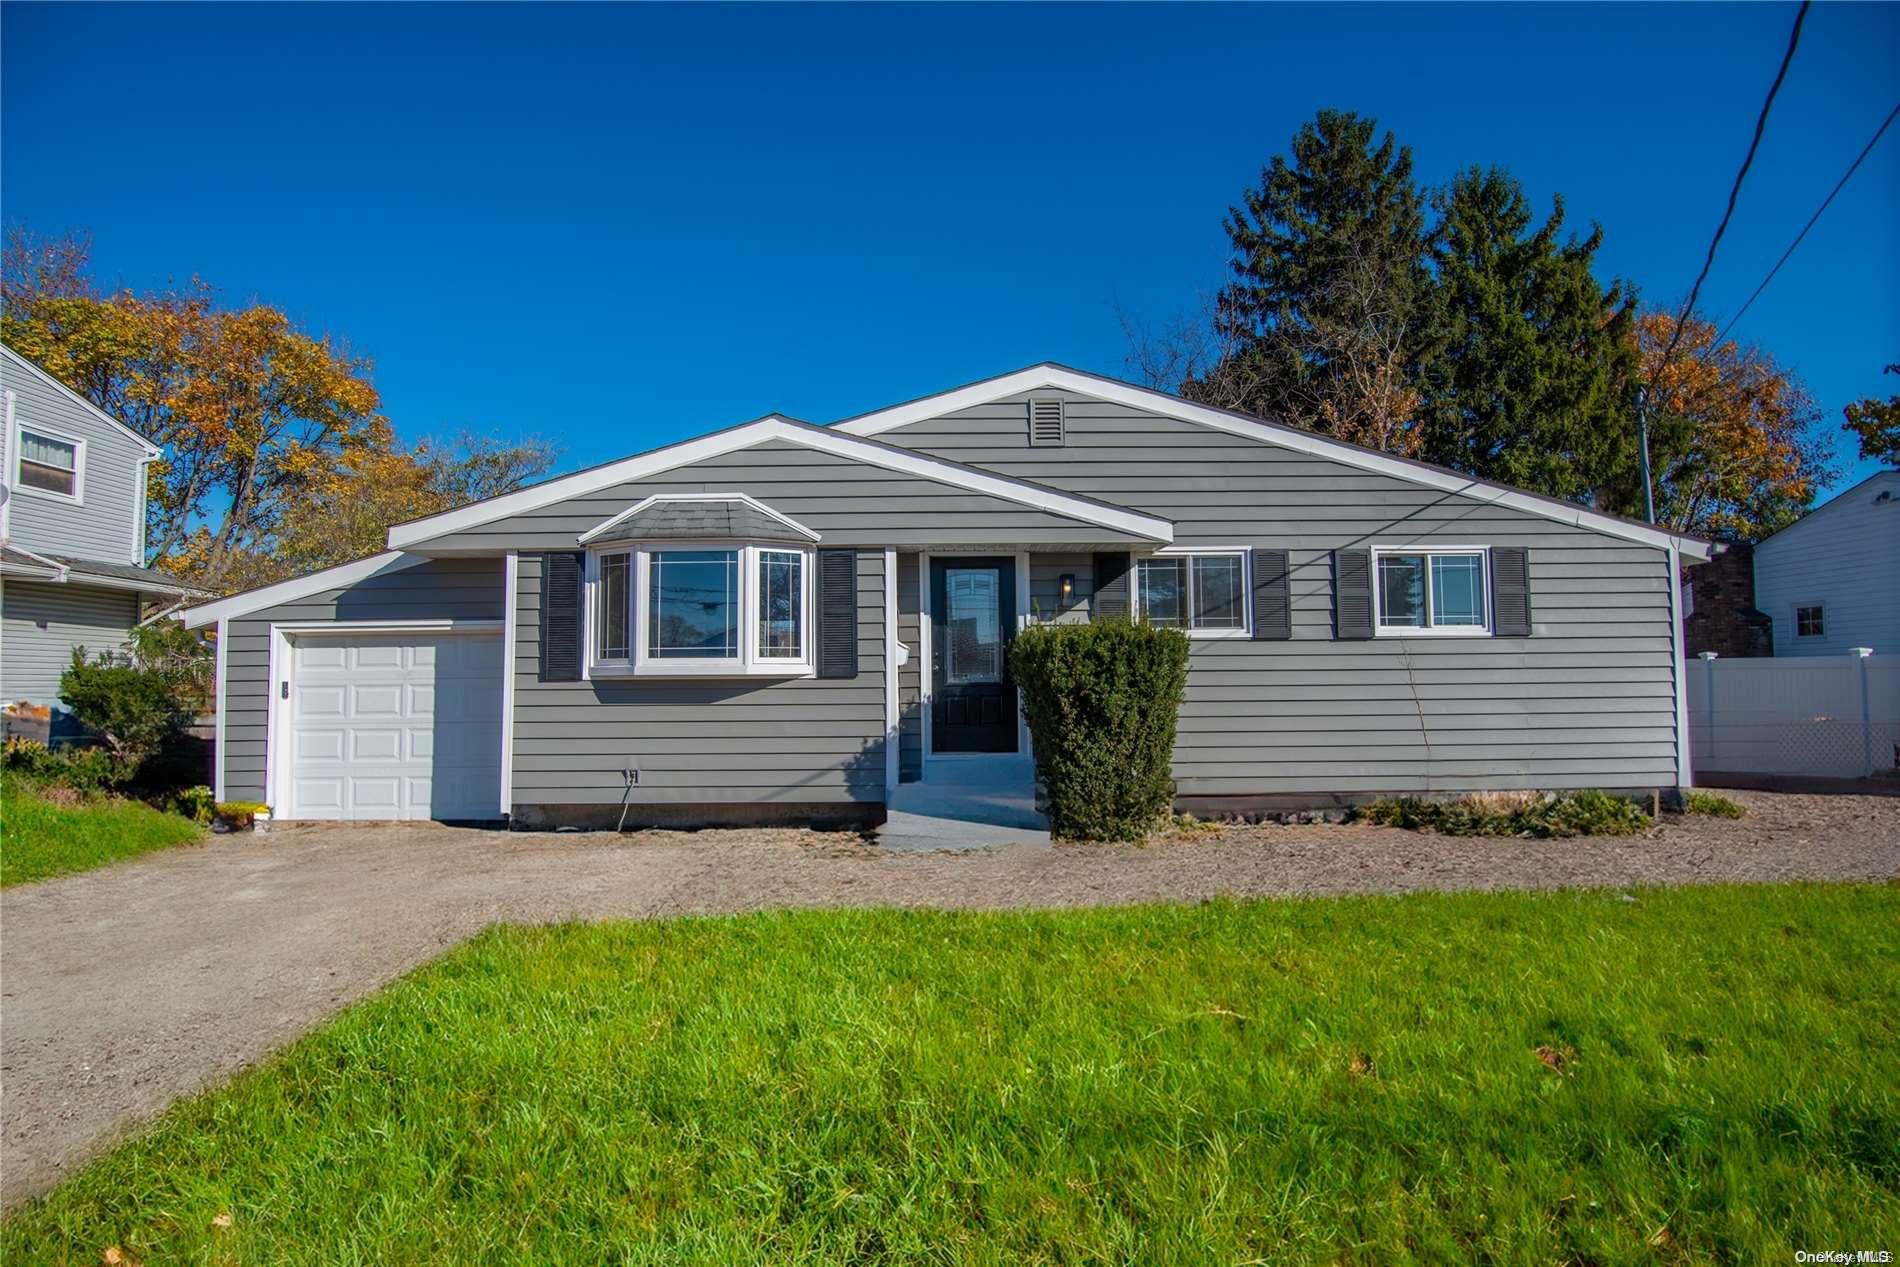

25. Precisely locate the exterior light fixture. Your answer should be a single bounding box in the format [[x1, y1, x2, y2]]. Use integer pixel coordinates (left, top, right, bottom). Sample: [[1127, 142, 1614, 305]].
[[1059, 574, 1075, 602]]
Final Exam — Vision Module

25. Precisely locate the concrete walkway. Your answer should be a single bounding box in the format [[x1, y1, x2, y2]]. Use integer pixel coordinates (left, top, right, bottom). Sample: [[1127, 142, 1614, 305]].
[[4, 791, 1897, 1210]]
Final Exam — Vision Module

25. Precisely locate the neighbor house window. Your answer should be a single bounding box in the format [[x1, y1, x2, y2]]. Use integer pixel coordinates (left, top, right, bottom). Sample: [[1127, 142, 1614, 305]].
[[1374, 549, 1488, 634], [591, 543, 811, 676], [1795, 604, 1825, 638], [1136, 552, 1248, 636], [15, 428, 80, 499]]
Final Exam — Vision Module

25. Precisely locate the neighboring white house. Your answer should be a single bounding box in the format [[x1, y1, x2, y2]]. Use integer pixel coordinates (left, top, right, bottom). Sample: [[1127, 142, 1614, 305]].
[[1753, 469, 1900, 657]]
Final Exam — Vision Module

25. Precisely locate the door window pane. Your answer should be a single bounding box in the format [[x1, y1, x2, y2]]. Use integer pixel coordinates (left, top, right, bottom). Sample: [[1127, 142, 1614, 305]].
[[1378, 554, 1426, 627], [1429, 554, 1485, 627], [599, 553, 630, 659], [18, 430, 77, 496], [648, 550, 738, 658], [1191, 555, 1245, 630], [1136, 558, 1186, 627], [758, 550, 803, 658], [945, 568, 1001, 684]]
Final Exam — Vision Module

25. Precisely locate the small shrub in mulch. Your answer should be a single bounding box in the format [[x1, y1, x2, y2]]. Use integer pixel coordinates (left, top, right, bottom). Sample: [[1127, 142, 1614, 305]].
[[1685, 790, 1746, 818], [1354, 789, 1652, 838]]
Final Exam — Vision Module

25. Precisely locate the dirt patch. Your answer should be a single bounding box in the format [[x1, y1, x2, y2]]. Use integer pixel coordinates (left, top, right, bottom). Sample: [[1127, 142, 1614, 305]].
[[3, 789, 1896, 1210]]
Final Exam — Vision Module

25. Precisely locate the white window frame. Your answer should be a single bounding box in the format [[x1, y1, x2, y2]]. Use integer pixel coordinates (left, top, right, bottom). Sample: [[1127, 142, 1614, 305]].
[[1793, 602, 1826, 639], [585, 540, 815, 679], [11, 421, 86, 505], [1370, 545, 1492, 638], [1137, 546, 1252, 639]]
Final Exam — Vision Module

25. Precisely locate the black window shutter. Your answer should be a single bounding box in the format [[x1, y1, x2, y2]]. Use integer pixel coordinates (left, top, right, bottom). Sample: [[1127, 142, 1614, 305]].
[[1333, 549, 1373, 640], [1092, 552, 1132, 620], [1491, 546, 1532, 636], [817, 549, 858, 679], [1251, 548, 1291, 640], [539, 551, 584, 682]]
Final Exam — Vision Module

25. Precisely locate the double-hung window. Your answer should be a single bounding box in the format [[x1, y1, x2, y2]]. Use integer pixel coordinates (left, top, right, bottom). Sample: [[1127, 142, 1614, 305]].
[[1373, 548, 1488, 634], [589, 543, 812, 676], [1135, 551, 1249, 636], [14, 426, 83, 501]]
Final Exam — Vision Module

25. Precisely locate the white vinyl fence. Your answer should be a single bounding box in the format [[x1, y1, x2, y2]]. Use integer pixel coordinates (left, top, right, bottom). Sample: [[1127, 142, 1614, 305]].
[[1687, 650, 1900, 781]]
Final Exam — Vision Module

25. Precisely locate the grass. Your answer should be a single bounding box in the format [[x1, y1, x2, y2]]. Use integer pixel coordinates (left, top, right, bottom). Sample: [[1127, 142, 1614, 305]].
[[5, 886, 1897, 1264], [0, 771, 206, 887]]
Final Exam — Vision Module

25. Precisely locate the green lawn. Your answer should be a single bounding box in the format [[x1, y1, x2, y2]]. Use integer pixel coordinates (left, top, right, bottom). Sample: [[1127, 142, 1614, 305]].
[[6, 886, 1896, 1264], [0, 772, 206, 887]]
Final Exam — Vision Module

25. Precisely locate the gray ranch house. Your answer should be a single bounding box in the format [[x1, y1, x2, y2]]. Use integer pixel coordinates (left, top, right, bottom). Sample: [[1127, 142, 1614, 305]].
[[1, 343, 210, 735], [181, 364, 1709, 829]]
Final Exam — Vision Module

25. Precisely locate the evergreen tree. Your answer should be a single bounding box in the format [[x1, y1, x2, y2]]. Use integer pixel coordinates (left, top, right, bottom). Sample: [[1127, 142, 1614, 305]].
[[1416, 168, 1639, 502], [1203, 110, 1434, 449]]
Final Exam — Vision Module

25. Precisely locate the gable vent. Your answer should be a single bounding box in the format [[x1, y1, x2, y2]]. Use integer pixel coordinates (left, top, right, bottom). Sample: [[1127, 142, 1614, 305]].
[[1028, 398, 1066, 447]]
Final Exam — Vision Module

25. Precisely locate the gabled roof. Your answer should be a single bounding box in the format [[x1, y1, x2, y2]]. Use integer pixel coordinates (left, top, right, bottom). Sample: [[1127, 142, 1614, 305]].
[[833, 362, 1712, 560], [1, 343, 163, 460], [578, 493, 821, 545], [385, 414, 1174, 550], [1753, 469, 1900, 554]]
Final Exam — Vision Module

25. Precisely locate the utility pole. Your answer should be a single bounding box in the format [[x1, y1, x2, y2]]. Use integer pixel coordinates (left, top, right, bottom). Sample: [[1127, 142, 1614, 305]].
[[1636, 383, 1656, 524]]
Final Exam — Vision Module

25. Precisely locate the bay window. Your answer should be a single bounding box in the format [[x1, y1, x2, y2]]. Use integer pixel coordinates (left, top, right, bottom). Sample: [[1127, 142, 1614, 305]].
[[589, 543, 812, 676], [1136, 551, 1249, 636], [1374, 548, 1488, 634]]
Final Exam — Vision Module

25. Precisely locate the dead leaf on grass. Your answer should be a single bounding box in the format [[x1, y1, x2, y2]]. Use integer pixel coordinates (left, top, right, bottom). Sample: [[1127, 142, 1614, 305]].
[[211, 1211, 233, 1229], [1535, 1044, 1578, 1075], [102, 1248, 142, 1267], [1348, 1051, 1375, 1079]]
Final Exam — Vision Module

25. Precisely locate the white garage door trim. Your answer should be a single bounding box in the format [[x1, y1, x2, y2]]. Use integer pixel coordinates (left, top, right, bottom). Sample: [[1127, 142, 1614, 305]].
[[266, 619, 505, 821]]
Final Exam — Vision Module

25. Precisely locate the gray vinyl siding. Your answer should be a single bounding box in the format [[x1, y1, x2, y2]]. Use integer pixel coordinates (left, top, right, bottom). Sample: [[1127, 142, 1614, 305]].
[[897, 553, 923, 782], [414, 440, 1152, 552], [874, 391, 1683, 795], [0, 579, 140, 708], [2, 345, 150, 566], [220, 558, 504, 803], [510, 549, 888, 807], [1029, 553, 1094, 625]]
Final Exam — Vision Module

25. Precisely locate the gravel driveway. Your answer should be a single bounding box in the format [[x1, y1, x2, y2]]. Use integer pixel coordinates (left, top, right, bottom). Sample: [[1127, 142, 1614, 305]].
[[3, 789, 1896, 1210]]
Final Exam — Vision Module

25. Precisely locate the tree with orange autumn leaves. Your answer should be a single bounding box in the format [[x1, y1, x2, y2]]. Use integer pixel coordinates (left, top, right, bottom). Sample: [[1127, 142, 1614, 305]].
[[1632, 309, 1832, 541], [2, 228, 553, 590]]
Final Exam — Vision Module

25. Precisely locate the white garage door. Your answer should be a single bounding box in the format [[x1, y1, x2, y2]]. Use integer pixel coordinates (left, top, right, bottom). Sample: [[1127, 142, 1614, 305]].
[[286, 633, 503, 821]]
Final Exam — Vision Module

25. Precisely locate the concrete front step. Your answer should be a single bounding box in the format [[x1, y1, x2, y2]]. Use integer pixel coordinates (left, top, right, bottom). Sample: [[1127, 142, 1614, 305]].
[[880, 757, 1050, 850], [879, 808, 1052, 852]]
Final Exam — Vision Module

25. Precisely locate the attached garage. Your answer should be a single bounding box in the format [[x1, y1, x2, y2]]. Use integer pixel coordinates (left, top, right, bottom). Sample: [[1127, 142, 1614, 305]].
[[186, 554, 510, 822], [280, 631, 503, 821]]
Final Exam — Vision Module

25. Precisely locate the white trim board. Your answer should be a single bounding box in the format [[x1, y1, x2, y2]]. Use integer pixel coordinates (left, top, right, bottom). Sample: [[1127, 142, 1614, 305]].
[[577, 491, 822, 546], [501, 552, 519, 818], [180, 551, 432, 628], [384, 416, 1173, 551], [833, 363, 1711, 561]]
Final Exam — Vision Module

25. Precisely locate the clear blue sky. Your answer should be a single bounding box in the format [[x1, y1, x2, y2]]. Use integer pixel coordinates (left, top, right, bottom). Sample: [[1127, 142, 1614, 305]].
[[4, 2, 1896, 498]]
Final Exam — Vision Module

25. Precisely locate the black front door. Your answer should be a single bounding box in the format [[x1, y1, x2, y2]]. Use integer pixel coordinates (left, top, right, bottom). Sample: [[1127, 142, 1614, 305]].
[[930, 556, 1017, 754]]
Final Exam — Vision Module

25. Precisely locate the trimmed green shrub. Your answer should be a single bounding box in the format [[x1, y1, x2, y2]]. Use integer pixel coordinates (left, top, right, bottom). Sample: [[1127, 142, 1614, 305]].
[[1685, 790, 1746, 818], [1355, 789, 1651, 838], [59, 647, 186, 773], [1009, 619, 1190, 841], [2, 737, 125, 791]]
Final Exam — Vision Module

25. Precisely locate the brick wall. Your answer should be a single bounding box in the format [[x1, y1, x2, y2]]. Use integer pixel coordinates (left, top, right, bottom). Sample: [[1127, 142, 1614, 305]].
[[1683, 542, 1772, 658]]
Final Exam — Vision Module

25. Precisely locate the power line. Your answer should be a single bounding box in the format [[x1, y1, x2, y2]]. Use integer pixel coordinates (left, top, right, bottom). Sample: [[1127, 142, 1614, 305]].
[[1715, 101, 1900, 347], [1655, 0, 1811, 375], [1638, 0, 1811, 523]]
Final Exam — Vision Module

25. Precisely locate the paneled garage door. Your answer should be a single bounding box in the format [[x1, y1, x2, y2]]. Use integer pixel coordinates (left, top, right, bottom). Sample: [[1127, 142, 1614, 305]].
[[286, 633, 503, 821]]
